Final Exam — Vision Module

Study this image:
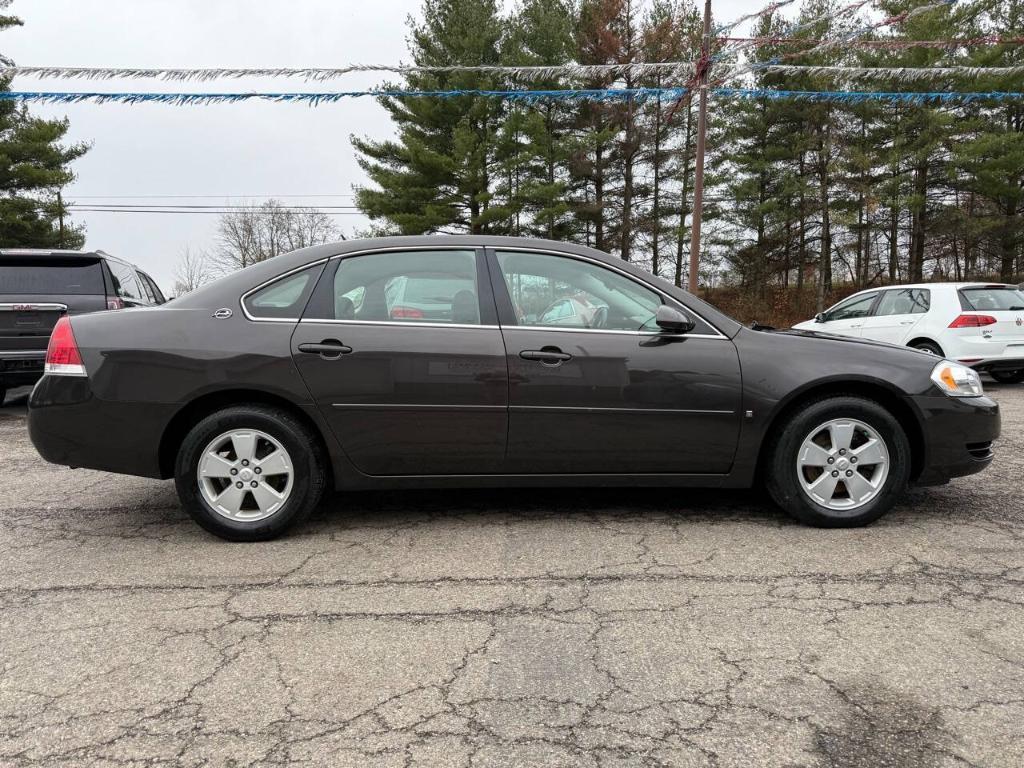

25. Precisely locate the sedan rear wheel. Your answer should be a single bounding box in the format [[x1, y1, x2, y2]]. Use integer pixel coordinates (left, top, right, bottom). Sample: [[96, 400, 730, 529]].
[[990, 370, 1024, 384], [766, 396, 911, 527], [175, 405, 326, 541]]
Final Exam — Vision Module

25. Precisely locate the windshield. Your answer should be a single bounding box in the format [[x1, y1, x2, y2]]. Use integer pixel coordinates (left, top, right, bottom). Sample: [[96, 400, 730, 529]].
[[960, 286, 1024, 312]]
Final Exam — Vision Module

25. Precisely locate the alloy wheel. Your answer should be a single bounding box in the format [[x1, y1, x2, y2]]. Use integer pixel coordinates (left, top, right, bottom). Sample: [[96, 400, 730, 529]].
[[796, 418, 890, 513], [197, 429, 294, 521]]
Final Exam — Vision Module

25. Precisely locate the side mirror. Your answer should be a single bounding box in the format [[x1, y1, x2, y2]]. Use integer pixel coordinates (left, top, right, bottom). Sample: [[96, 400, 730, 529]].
[[655, 305, 695, 334], [814, 312, 825, 323]]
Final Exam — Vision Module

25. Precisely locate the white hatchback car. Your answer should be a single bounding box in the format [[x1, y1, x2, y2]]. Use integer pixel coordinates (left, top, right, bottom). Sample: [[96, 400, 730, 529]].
[[793, 283, 1024, 383]]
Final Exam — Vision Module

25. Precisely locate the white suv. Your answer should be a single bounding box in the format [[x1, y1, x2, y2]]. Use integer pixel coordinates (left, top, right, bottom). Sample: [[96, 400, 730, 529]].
[[793, 283, 1024, 383]]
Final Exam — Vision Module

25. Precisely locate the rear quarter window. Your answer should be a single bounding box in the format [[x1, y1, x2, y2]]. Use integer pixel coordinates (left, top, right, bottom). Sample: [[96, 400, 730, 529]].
[[0, 258, 105, 295], [243, 265, 323, 319]]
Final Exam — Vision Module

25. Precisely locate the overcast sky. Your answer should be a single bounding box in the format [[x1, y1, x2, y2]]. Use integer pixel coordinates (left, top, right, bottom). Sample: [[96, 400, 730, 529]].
[[5, 0, 764, 292]]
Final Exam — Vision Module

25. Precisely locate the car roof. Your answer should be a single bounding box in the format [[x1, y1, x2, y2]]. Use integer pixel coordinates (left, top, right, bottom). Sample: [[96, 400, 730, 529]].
[[172, 235, 744, 336], [0, 248, 128, 263], [851, 282, 1017, 293]]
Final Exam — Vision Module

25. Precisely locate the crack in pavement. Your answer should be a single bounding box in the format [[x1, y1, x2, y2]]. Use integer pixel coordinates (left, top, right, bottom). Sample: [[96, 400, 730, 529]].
[[1, 385, 1023, 766]]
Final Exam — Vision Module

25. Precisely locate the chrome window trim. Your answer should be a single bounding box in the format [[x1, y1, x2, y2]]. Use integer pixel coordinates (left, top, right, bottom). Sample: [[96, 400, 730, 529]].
[[297, 318, 721, 338], [301, 318, 499, 331], [241, 244, 729, 340], [241, 246, 481, 324], [506, 324, 724, 340], [490, 246, 729, 339], [0, 303, 68, 312]]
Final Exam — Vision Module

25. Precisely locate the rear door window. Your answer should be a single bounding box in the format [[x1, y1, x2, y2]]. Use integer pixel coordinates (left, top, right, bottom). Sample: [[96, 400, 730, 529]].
[[875, 288, 930, 316], [0, 257, 105, 295], [304, 250, 481, 324], [106, 260, 145, 302], [136, 271, 157, 304], [140, 273, 166, 304]]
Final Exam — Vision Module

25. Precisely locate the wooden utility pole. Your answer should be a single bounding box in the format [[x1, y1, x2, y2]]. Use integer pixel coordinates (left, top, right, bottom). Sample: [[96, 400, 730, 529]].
[[57, 190, 65, 247], [688, 0, 712, 293]]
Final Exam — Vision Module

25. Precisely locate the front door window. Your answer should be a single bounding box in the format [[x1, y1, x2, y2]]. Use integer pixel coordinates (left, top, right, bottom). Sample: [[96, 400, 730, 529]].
[[496, 251, 661, 332]]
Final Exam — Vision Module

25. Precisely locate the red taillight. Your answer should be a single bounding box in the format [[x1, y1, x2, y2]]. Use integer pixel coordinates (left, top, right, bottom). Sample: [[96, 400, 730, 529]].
[[949, 314, 997, 328], [390, 306, 424, 319], [107, 297, 125, 310], [45, 316, 87, 376]]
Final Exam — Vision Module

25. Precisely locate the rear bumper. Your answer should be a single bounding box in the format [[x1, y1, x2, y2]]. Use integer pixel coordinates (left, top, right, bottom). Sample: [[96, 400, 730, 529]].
[[0, 350, 45, 388], [28, 374, 172, 478], [910, 393, 1000, 486]]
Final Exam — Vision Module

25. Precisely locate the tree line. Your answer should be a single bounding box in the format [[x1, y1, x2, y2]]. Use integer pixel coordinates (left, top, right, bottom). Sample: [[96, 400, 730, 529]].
[[353, 0, 1024, 312]]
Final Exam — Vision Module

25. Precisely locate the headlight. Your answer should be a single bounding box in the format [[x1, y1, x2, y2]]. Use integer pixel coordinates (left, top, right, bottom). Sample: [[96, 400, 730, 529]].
[[930, 362, 984, 397]]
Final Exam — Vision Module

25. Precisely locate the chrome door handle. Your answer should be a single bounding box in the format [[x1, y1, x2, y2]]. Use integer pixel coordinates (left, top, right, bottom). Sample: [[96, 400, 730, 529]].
[[298, 340, 353, 359], [899, 320, 915, 325], [520, 348, 572, 365]]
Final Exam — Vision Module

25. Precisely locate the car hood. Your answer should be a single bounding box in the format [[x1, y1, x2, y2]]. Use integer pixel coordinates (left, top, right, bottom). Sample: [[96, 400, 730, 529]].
[[776, 327, 937, 358]]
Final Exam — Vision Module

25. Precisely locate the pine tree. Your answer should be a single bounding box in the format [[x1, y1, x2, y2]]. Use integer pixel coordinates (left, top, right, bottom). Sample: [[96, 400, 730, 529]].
[[637, 0, 701, 280], [500, 0, 578, 240], [950, 0, 1024, 281], [353, 0, 505, 235], [0, 2, 88, 249]]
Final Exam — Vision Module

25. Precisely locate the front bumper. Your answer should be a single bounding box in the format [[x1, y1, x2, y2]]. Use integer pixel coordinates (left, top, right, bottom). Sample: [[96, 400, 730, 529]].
[[28, 374, 174, 478], [910, 393, 1000, 486]]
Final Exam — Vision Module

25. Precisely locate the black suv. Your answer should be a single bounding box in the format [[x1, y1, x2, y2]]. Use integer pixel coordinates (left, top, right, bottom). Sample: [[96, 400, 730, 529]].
[[0, 249, 166, 404]]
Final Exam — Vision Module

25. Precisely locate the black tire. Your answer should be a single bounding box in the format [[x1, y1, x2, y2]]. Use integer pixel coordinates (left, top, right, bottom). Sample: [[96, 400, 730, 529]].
[[910, 340, 943, 356], [990, 370, 1024, 384], [174, 405, 326, 541], [765, 396, 911, 528]]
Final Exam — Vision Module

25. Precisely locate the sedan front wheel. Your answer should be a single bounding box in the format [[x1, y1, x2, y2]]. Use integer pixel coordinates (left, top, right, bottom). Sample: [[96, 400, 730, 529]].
[[174, 405, 326, 541], [766, 396, 911, 527]]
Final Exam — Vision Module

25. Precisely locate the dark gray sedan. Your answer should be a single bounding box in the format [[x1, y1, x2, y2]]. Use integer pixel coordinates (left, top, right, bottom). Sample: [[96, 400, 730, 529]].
[[28, 237, 999, 540]]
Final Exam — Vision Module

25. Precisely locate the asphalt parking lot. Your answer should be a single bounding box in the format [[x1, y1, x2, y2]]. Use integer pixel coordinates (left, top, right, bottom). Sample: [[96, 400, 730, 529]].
[[1, 384, 1023, 768]]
